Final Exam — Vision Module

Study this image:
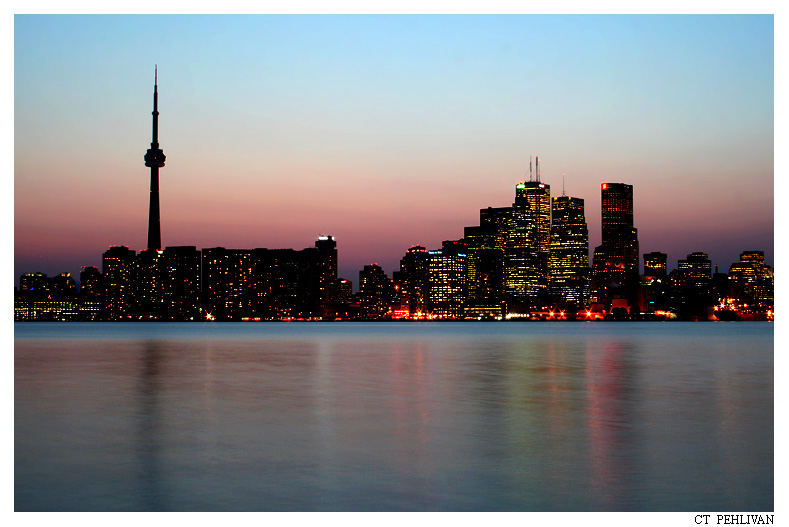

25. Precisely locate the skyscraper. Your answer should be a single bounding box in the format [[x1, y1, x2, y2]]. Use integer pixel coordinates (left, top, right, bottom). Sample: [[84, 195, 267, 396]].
[[427, 248, 467, 318], [548, 195, 589, 307], [592, 183, 640, 309], [102, 245, 136, 320], [144, 66, 166, 251]]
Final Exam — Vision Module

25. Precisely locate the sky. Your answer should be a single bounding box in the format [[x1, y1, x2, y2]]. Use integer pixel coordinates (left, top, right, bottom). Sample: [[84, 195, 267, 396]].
[[14, 14, 774, 285]]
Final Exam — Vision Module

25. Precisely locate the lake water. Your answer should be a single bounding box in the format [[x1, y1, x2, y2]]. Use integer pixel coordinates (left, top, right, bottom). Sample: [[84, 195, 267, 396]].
[[14, 322, 773, 511]]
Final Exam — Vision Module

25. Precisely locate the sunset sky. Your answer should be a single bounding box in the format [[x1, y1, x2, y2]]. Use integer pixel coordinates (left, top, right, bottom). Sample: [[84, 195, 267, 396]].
[[14, 14, 774, 284]]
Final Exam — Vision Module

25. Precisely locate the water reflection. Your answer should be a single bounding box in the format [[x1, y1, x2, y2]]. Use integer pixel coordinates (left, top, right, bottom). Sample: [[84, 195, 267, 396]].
[[15, 323, 773, 511], [135, 340, 165, 510]]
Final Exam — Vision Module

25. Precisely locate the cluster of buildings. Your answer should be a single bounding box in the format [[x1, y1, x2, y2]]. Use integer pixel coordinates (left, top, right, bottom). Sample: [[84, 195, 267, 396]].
[[14, 179, 774, 322], [14, 72, 774, 322]]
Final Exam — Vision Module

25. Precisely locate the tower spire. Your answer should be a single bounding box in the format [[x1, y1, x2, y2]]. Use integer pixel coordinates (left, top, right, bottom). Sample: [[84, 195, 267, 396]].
[[536, 155, 540, 183], [144, 66, 166, 251]]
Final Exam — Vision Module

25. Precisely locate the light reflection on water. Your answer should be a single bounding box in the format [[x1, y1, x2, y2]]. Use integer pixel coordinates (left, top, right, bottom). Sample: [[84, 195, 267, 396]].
[[14, 322, 773, 511]]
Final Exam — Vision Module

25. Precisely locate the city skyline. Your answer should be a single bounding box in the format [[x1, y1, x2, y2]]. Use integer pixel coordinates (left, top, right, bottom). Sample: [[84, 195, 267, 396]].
[[14, 15, 774, 283]]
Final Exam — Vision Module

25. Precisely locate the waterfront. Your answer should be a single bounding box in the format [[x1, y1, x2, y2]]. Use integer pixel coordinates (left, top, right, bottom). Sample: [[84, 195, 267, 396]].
[[15, 322, 773, 511]]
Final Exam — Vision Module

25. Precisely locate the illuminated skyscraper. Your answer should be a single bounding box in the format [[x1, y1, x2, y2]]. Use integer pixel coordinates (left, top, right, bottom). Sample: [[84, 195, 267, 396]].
[[548, 196, 589, 306], [427, 247, 467, 318], [728, 250, 773, 307], [144, 66, 166, 251], [516, 180, 551, 276], [592, 183, 640, 308], [504, 183, 544, 306]]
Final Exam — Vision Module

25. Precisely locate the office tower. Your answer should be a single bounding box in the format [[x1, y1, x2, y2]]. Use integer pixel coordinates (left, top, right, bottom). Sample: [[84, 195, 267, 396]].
[[728, 250, 773, 307], [314, 235, 338, 315], [102, 245, 137, 320], [427, 247, 467, 318], [548, 196, 589, 307], [144, 67, 166, 251], [358, 264, 393, 319], [677, 252, 712, 290], [398, 245, 430, 315], [592, 183, 640, 308], [505, 184, 542, 306], [516, 180, 551, 276], [480, 207, 512, 251], [162, 246, 201, 320], [644, 252, 668, 277]]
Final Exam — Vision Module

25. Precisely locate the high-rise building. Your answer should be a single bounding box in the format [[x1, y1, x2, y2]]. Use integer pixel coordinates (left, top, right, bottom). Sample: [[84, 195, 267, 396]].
[[135, 249, 165, 319], [592, 183, 640, 309], [427, 248, 467, 318], [397, 245, 430, 315], [79, 266, 103, 299], [671, 252, 714, 319], [201, 247, 255, 320], [335, 278, 353, 305], [548, 195, 589, 307], [505, 184, 542, 306], [516, 180, 551, 277], [102, 245, 136, 320], [677, 252, 712, 291], [314, 235, 338, 315], [358, 264, 393, 319], [728, 250, 773, 307], [644, 252, 668, 277], [144, 67, 166, 251], [162, 246, 201, 320]]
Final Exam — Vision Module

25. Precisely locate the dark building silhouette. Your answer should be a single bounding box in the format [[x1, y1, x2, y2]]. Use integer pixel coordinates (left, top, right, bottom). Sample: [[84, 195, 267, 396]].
[[548, 195, 589, 307], [79, 266, 103, 299], [335, 278, 353, 305], [103, 245, 137, 320], [313, 236, 338, 316], [672, 252, 713, 320], [397, 245, 430, 315], [135, 249, 166, 319], [592, 183, 640, 311], [644, 251, 667, 277], [162, 246, 201, 321], [144, 67, 166, 251], [358, 264, 393, 319]]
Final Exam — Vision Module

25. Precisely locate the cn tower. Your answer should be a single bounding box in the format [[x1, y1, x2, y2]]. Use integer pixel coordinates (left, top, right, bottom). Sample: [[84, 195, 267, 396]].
[[143, 66, 166, 251]]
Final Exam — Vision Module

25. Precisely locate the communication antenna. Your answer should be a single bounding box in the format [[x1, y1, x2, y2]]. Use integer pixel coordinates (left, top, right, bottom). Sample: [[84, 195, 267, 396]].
[[529, 156, 533, 182], [536, 155, 540, 183], [562, 173, 566, 196]]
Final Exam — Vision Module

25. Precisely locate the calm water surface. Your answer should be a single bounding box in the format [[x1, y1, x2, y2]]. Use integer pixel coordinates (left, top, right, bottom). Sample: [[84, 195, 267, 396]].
[[15, 322, 773, 511]]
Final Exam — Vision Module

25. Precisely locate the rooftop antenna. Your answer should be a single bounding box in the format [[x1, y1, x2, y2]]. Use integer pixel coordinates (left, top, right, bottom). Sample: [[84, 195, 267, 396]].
[[562, 173, 566, 196], [529, 156, 533, 182], [536, 155, 540, 183]]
